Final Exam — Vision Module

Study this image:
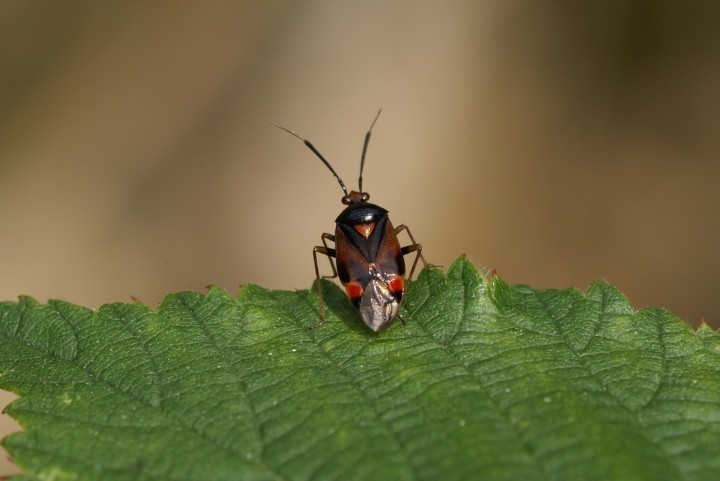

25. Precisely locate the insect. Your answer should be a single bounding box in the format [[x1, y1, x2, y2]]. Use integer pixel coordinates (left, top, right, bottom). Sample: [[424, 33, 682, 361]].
[[274, 110, 425, 331]]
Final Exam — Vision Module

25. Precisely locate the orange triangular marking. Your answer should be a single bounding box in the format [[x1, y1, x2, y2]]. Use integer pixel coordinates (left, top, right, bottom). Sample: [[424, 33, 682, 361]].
[[353, 222, 376, 238]]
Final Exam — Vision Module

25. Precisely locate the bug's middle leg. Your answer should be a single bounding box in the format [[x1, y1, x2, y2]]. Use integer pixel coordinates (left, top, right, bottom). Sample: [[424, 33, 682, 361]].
[[312, 233, 336, 328]]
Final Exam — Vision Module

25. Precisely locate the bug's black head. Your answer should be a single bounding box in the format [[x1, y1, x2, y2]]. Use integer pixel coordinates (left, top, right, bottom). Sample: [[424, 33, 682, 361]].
[[342, 191, 370, 205]]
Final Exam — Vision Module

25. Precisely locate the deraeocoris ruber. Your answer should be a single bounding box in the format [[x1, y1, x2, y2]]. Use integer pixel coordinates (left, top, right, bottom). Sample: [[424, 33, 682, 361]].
[[275, 110, 425, 331]]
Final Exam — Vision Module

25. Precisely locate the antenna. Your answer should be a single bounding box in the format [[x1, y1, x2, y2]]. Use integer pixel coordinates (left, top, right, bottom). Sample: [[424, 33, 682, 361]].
[[359, 109, 382, 193], [273, 123, 348, 196]]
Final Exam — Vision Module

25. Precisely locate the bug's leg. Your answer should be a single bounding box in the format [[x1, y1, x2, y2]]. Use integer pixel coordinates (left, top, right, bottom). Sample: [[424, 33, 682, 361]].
[[402, 243, 423, 282], [312, 241, 336, 329], [320, 233, 337, 279], [395, 224, 426, 281]]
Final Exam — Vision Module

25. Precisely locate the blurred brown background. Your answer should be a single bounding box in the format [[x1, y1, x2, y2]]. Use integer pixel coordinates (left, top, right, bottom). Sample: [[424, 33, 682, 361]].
[[2, 1, 719, 476]]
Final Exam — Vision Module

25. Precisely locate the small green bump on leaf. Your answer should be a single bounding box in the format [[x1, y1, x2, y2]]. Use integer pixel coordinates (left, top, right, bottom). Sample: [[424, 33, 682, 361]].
[[697, 323, 720, 355]]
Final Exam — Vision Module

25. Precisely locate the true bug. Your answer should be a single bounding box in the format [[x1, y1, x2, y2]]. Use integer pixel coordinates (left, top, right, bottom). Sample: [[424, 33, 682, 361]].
[[274, 110, 425, 331]]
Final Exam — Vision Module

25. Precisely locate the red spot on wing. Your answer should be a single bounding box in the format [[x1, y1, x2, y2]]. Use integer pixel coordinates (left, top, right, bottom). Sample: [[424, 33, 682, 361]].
[[345, 281, 364, 305], [387, 276, 404, 295]]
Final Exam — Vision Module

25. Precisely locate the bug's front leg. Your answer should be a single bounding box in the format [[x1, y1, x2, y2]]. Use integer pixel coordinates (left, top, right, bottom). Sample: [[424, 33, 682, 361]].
[[395, 224, 426, 281], [312, 233, 336, 328], [319, 233, 337, 279]]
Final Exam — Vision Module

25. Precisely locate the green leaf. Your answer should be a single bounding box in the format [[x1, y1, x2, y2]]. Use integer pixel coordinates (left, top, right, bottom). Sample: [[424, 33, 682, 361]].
[[1, 257, 720, 481]]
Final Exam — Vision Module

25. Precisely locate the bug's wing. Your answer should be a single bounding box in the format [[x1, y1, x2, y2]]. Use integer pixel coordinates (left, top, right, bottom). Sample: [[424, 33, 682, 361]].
[[373, 219, 406, 278], [334, 225, 370, 285]]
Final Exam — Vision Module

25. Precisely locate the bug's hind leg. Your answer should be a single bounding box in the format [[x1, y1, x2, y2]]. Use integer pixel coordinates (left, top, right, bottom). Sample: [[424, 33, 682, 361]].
[[312, 233, 337, 329]]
